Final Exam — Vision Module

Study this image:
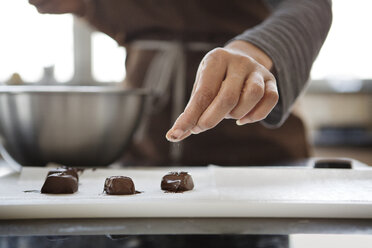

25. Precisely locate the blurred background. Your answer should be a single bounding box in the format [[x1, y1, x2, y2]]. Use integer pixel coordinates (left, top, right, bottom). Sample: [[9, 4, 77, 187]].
[[0, 0, 371, 166]]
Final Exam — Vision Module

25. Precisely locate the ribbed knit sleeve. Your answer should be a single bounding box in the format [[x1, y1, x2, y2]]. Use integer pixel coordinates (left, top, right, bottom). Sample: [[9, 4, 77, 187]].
[[231, 0, 332, 127]]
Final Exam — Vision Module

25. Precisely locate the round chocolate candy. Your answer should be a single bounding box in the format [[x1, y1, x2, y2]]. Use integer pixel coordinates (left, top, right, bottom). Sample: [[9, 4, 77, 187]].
[[161, 172, 194, 192], [104, 176, 136, 195]]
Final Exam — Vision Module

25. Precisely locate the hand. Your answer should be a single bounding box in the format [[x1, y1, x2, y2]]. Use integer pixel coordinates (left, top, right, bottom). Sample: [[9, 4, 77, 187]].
[[29, 0, 85, 16], [166, 40, 279, 142]]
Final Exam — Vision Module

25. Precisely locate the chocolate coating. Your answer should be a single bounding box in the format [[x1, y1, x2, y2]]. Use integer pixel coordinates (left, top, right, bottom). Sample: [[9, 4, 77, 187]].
[[104, 176, 135, 195], [161, 172, 194, 192], [41, 172, 78, 194], [47, 167, 79, 182]]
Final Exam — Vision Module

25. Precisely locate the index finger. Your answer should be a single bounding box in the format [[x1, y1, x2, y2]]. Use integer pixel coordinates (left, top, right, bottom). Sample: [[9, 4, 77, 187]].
[[166, 51, 227, 141]]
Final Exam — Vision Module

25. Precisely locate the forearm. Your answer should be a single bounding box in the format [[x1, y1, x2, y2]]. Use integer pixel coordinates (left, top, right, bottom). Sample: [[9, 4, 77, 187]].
[[229, 0, 332, 127]]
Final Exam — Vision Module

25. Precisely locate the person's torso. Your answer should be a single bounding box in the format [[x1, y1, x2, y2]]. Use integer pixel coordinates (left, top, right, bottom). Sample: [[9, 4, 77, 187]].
[[101, 0, 310, 166], [99, 0, 271, 45]]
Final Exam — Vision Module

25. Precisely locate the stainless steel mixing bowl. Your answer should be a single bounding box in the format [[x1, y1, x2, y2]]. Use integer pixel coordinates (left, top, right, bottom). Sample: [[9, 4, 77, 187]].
[[0, 85, 149, 168]]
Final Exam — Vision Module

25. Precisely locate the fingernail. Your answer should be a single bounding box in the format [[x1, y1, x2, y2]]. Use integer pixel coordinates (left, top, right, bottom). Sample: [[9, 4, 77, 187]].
[[166, 129, 185, 142], [236, 118, 253, 126], [191, 126, 202, 134]]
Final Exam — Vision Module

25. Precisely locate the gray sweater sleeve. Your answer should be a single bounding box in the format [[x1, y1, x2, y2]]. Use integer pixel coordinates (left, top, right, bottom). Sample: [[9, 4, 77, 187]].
[[231, 0, 332, 127]]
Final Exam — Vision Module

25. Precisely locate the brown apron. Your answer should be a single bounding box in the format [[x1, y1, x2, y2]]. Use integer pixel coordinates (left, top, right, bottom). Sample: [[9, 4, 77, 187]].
[[85, 0, 310, 166]]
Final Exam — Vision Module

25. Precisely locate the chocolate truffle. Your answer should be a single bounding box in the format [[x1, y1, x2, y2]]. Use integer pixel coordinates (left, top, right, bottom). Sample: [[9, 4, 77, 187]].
[[41, 172, 78, 194], [47, 167, 79, 182], [104, 176, 136, 195], [161, 172, 194, 192]]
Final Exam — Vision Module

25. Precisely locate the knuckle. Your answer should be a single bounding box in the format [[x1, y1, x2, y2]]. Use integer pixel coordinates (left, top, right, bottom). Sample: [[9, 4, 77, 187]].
[[264, 70, 276, 80], [235, 64, 249, 75], [207, 48, 228, 61], [197, 118, 215, 130], [267, 74, 276, 82], [253, 112, 268, 122], [237, 55, 251, 65], [221, 92, 239, 107], [247, 82, 264, 99], [178, 112, 196, 127], [213, 47, 228, 56], [196, 89, 215, 103], [266, 89, 279, 105], [228, 72, 243, 81], [229, 110, 244, 119], [234, 56, 253, 71]]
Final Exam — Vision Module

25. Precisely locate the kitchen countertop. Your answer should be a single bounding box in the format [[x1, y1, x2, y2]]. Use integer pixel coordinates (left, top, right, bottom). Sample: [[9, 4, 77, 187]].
[[1, 158, 372, 237], [1, 217, 372, 236]]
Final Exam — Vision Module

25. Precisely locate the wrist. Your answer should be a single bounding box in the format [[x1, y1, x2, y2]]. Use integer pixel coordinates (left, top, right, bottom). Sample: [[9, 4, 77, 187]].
[[225, 40, 273, 71]]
